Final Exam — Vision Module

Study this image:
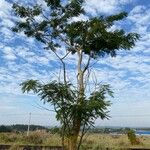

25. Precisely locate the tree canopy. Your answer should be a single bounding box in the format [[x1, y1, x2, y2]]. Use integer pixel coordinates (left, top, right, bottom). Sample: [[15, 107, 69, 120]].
[[12, 0, 139, 58]]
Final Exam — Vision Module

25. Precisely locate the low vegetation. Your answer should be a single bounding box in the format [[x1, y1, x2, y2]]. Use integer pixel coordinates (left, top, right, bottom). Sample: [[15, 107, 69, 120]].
[[126, 129, 140, 145], [0, 131, 150, 149], [0, 131, 61, 146], [0, 125, 48, 133]]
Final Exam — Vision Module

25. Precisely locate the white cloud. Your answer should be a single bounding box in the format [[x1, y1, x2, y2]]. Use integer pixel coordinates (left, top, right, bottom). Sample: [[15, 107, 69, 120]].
[[84, 0, 135, 15], [0, 0, 12, 18], [2, 46, 17, 60]]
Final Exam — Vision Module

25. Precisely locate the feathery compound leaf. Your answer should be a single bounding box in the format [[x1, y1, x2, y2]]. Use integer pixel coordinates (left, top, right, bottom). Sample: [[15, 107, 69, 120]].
[[12, 2, 139, 57], [20, 80, 40, 93], [106, 12, 128, 26], [44, 0, 61, 8]]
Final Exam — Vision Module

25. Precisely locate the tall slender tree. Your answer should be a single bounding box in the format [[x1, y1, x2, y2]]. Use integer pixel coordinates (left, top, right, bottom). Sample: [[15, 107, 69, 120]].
[[12, 0, 139, 149]]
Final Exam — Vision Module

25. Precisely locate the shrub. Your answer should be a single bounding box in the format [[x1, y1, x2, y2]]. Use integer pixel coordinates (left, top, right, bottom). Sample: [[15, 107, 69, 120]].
[[126, 129, 140, 145], [0, 133, 18, 143], [23, 131, 43, 144]]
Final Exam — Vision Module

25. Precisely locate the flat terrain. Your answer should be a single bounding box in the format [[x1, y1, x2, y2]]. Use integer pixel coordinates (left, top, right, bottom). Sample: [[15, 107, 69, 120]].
[[0, 132, 150, 149], [81, 133, 150, 149]]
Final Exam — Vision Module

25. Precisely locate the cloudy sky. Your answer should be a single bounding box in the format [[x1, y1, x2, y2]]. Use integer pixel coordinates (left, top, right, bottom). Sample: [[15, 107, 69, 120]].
[[0, 0, 150, 127]]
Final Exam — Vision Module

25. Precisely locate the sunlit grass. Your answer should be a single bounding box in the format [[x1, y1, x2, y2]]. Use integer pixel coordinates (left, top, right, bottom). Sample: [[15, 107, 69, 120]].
[[0, 132, 150, 149], [81, 133, 150, 149]]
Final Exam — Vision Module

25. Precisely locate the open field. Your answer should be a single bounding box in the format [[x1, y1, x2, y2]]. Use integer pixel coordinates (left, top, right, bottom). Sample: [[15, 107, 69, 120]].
[[0, 131, 61, 146], [81, 133, 150, 149], [1, 131, 150, 149]]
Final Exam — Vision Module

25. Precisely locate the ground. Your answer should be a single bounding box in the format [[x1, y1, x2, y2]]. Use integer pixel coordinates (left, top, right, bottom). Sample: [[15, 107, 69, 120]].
[[0, 132, 150, 149]]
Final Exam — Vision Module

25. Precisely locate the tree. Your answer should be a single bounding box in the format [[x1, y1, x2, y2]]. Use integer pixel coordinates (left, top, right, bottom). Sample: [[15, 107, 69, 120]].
[[12, 0, 139, 150], [0, 125, 11, 132]]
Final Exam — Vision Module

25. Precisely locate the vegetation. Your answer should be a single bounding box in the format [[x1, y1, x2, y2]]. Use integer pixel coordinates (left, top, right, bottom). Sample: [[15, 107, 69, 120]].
[[0, 126, 11, 133], [0, 132, 150, 149], [0, 125, 48, 133], [126, 129, 140, 145], [12, 0, 139, 149], [0, 131, 61, 146]]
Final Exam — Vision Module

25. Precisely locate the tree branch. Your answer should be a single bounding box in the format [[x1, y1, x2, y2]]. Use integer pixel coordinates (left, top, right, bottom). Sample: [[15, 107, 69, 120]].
[[83, 55, 91, 73], [52, 50, 67, 84], [77, 123, 91, 150], [32, 102, 55, 112]]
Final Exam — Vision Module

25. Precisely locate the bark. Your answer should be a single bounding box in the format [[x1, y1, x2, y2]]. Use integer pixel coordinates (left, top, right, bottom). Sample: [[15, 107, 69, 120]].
[[77, 50, 84, 99], [67, 121, 81, 150], [68, 135, 78, 150], [67, 49, 90, 150]]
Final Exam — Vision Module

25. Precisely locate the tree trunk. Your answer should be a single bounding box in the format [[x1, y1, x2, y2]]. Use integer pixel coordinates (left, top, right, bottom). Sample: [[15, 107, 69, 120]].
[[68, 119, 81, 150], [68, 135, 78, 150], [66, 50, 85, 150]]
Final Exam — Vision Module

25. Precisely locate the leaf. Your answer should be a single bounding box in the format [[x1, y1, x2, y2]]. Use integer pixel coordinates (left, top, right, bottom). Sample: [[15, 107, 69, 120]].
[[20, 80, 40, 93]]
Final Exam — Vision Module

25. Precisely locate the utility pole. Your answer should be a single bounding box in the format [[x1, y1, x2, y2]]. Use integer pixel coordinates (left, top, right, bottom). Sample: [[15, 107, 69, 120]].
[[27, 112, 31, 136]]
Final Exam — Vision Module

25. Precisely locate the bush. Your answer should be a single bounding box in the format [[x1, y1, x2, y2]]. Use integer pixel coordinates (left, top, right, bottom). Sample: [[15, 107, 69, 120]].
[[23, 132, 43, 144], [126, 129, 140, 145], [0, 133, 18, 143]]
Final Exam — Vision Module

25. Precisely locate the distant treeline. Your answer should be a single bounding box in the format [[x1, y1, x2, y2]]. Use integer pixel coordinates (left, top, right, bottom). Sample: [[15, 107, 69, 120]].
[[0, 125, 149, 133], [88, 127, 127, 134], [0, 125, 126, 134], [89, 127, 150, 134], [0, 125, 48, 132], [135, 128, 150, 131]]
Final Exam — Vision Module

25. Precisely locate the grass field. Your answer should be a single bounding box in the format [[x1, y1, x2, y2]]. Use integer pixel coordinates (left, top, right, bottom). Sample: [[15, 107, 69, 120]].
[[0, 131, 150, 149], [81, 133, 150, 149]]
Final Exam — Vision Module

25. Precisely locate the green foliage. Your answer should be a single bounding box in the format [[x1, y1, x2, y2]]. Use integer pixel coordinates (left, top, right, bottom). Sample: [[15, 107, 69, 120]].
[[126, 129, 140, 145], [45, 0, 61, 8], [0, 133, 18, 143], [21, 80, 112, 135], [12, 4, 41, 17], [49, 126, 61, 134], [12, 0, 139, 58], [0, 126, 11, 133], [106, 12, 128, 25], [20, 80, 40, 93]]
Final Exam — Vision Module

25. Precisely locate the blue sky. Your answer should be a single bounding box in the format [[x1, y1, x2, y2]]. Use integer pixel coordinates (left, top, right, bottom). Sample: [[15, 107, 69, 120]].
[[0, 0, 150, 127]]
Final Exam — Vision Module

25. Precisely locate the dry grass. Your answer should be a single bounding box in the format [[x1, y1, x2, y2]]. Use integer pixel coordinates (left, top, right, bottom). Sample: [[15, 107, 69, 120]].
[[81, 133, 150, 149], [0, 132, 150, 149], [0, 131, 61, 146]]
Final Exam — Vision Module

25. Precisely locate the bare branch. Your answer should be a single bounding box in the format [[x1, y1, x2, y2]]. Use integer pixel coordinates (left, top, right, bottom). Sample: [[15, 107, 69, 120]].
[[42, 12, 49, 21], [77, 123, 91, 150], [52, 50, 67, 84], [58, 34, 78, 52], [61, 51, 71, 60], [83, 55, 91, 73], [89, 59, 100, 69], [58, 66, 62, 83], [84, 67, 92, 92], [32, 102, 55, 112]]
